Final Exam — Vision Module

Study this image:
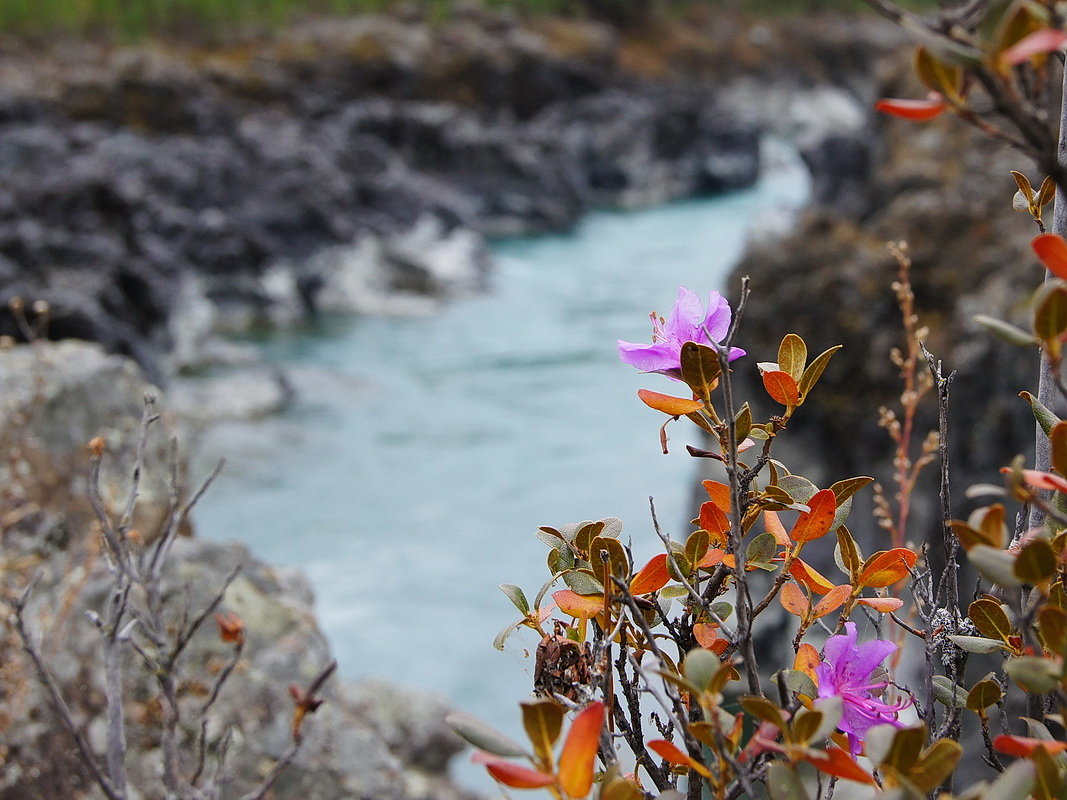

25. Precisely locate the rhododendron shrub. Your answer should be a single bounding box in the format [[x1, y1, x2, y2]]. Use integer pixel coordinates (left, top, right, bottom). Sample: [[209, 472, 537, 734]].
[[447, 3, 1067, 799]]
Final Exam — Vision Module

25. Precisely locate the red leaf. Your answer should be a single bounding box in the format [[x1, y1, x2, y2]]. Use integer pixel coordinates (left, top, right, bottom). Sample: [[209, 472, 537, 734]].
[[693, 622, 730, 655], [762, 370, 800, 406], [993, 734, 1067, 758], [1001, 28, 1067, 66], [857, 596, 904, 613], [1019, 468, 1067, 494], [874, 96, 947, 121], [1032, 233, 1067, 281], [780, 582, 810, 617], [812, 584, 851, 619], [789, 558, 837, 594], [794, 643, 820, 682], [790, 489, 837, 543], [558, 702, 605, 797], [764, 510, 790, 547], [699, 500, 730, 543], [553, 590, 603, 619], [647, 740, 712, 778], [629, 554, 670, 595], [804, 747, 876, 784], [858, 548, 918, 588], [471, 752, 556, 788], [702, 479, 732, 512], [638, 389, 705, 416]]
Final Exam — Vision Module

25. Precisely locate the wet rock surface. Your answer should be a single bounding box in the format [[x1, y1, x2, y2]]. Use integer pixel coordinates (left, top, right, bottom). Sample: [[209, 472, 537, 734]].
[[0, 9, 852, 381]]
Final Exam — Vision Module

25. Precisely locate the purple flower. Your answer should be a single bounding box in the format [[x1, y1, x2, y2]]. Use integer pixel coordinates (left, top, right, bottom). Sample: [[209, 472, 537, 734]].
[[617, 287, 745, 379], [815, 622, 910, 756]]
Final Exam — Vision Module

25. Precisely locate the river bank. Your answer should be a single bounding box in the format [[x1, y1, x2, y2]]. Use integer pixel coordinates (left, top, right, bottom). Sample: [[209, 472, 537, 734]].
[[0, 7, 926, 797], [0, 7, 901, 387]]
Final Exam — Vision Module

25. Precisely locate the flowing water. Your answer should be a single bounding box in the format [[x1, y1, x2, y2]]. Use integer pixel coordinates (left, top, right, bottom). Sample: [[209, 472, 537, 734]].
[[192, 141, 809, 781]]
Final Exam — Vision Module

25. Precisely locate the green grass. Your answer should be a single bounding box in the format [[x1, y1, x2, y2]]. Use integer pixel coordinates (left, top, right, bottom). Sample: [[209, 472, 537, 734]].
[[0, 0, 936, 40]]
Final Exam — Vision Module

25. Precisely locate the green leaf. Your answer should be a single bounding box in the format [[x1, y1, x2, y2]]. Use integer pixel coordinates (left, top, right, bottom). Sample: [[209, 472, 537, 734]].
[[734, 403, 752, 443], [493, 618, 527, 651], [774, 668, 817, 701], [983, 760, 1036, 800], [499, 584, 531, 616], [521, 699, 564, 764], [683, 648, 721, 692], [969, 598, 1014, 642], [679, 341, 721, 402], [1033, 282, 1067, 341], [563, 570, 604, 595], [829, 476, 874, 504], [1005, 655, 1062, 693], [446, 711, 529, 757], [685, 529, 711, 568], [746, 532, 779, 567], [947, 635, 1011, 654], [1039, 606, 1067, 655], [797, 344, 842, 398], [767, 763, 811, 800], [932, 675, 968, 708], [1014, 537, 1057, 583], [1021, 390, 1062, 436], [968, 545, 1022, 587], [835, 527, 863, 580], [740, 695, 786, 729], [908, 739, 963, 793], [966, 679, 1002, 711], [779, 474, 818, 504], [974, 314, 1038, 347], [790, 707, 825, 745], [778, 333, 807, 382]]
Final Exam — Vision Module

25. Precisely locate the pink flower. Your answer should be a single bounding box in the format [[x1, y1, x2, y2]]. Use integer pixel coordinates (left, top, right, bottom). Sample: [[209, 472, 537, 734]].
[[816, 622, 910, 755], [617, 287, 745, 379]]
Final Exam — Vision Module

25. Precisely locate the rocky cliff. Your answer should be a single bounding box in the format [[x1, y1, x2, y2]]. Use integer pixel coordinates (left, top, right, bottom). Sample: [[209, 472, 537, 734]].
[[0, 340, 473, 800], [729, 58, 1042, 544]]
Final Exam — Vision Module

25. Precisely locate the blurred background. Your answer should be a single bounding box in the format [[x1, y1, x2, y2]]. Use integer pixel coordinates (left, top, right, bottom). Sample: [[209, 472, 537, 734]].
[[0, 0, 1043, 796]]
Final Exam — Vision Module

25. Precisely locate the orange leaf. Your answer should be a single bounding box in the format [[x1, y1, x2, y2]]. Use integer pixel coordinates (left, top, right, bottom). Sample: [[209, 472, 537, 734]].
[[858, 548, 918, 588], [993, 734, 1067, 757], [804, 747, 875, 784], [790, 489, 837, 543], [1032, 234, 1067, 281], [699, 501, 730, 543], [638, 389, 705, 416], [794, 643, 820, 682], [702, 480, 732, 512], [874, 96, 946, 121], [630, 554, 670, 595], [789, 558, 837, 594], [1001, 28, 1067, 66], [558, 701, 605, 798], [647, 740, 712, 778], [471, 752, 556, 788], [1020, 468, 1067, 493], [780, 582, 810, 617], [812, 585, 851, 619], [693, 622, 730, 655], [857, 596, 904, 613], [697, 549, 735, 569], [553, 590, 603, 619], [763, 370, 800, 406], [764, 510, 790, 547]]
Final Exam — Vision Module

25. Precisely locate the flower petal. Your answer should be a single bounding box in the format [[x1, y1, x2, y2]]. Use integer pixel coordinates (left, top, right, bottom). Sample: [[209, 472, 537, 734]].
[[618, 340, 680, 372], [701, 291, 732, 342], [665, 286, 704, 341]]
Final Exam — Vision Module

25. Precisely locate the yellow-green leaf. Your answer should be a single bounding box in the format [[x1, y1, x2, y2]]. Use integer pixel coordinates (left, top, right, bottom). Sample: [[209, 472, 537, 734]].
[[778, 333, 807, 382], [520, 699, 564, 767]]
